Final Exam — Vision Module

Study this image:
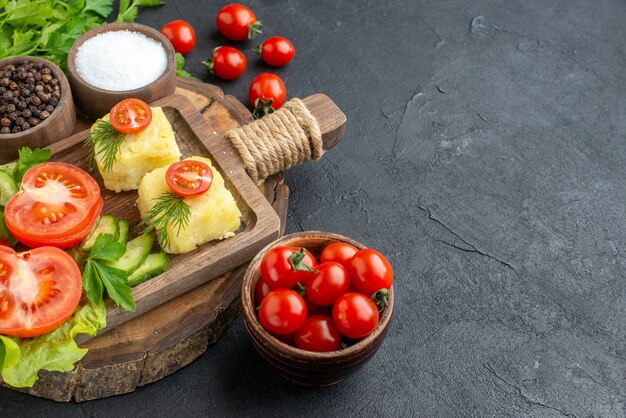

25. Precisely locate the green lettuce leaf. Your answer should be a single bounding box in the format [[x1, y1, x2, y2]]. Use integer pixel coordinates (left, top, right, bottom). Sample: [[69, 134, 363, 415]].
[[0, 300, 106, 388]]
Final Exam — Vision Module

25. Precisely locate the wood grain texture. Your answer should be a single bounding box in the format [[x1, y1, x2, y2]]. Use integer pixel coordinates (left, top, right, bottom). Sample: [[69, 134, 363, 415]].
[[302, 93, 347, 151], [0, 79, 289, 402], [44, 93, 282, 342], [66, 23, 177, 120], [0, 56, 76, 162]]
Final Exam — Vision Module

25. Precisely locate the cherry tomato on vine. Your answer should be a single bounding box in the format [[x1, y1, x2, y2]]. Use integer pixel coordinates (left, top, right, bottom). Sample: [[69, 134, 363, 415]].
[[160, 20, 196, 54], [260, 246, 317, 290], [216, 4, 262, 41], [350, 249, 394, 296], [249, 73, 286, 118], [165, 160, 213, 197], [254, 36, 295, 66], [294, 315, 341, 352], [202, 46, 247, 80], [320, 242, 358, 271], [109, 98, 152, 134], [332, 292, 379, 339], [258, 289, 307, 335], [305, 262, 350, 306]]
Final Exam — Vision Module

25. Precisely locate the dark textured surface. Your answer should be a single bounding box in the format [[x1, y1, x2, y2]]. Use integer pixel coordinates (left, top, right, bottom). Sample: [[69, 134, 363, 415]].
[[2, 0, 626, 416]]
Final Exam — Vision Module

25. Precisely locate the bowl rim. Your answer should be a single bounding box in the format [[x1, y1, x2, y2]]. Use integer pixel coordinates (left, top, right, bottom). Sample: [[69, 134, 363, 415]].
[[241, 230, 395, 361], [0, 55, 72, 141], [66, 22, 176, 95]]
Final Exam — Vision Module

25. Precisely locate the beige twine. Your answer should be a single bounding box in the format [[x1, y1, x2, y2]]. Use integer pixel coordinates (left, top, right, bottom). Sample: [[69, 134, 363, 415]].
[[224, 98, 324, 184]]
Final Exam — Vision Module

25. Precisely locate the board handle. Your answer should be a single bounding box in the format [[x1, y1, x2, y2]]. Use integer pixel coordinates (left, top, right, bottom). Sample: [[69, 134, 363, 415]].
[[224, 94, 346, 184]]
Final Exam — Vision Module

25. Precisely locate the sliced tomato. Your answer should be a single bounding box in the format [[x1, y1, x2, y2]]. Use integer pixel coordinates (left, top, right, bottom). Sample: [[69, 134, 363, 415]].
[[0, 246, 82, 338], [109, 98, 152, 134], [165, 160, 213, 197], [11, 198, 103, 250], [5, 163, 102, 248]]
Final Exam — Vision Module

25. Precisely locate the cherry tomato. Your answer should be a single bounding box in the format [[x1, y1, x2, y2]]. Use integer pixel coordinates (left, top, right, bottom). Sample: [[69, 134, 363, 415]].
[[332, 292, 379, 339], [255, 36, 295, 66], [255, 277, 271, 305], [249, 73, 286, 117], [258, 289, 307, 335], [160, 20, 196, 54], [165, 160, 213, 197], [203, 46, 247, 80], [0, 238, 10, 247], [350, 249, 394, 296], [109, 98, 152, 134], [305, 295, 330, 316], [294, 315, 341, 352], [320, 242, 358, 271], [287, 246, 318, 286], [0, 246, 82, 338], [273, 332, 295, 346], [5, 163, 103, 249], [216, 3, 262, 41], [305, 262, 350, 306], [260, 246, 317, 290]]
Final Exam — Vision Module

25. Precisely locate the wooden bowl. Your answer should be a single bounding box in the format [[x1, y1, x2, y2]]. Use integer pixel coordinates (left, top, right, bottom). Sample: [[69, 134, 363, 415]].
[[241, 231, 395, 387], [0, 56, 75, 163], [66, 22, 177, 120]]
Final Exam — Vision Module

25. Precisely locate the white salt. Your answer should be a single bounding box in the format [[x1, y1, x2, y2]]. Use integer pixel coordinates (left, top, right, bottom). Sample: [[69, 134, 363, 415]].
[[75, 30, 167, 91]]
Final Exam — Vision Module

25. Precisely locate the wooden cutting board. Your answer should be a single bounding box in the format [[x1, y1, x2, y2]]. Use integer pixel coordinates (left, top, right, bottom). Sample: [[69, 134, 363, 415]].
[[1, 77, 346, 401]]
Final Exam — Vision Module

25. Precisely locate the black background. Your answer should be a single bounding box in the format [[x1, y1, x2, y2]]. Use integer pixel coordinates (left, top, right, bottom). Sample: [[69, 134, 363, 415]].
[[3, 0, 626, 416]]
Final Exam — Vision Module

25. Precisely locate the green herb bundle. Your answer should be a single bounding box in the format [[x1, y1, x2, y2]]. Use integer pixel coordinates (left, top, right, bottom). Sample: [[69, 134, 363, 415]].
[[0, 0, 164, 70]]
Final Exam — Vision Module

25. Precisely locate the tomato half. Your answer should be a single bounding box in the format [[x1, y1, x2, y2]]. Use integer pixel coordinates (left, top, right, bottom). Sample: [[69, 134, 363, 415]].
[[305, 262, 350, 306], [161, 20, 196, 55], [256, 36, 295, 67], [165, 160, 213, 197], [258, 289, 307, 335], [0, 246, 82, 338], [249, 73, 286, 117], [320, 242, 358, 271], [13, 198, 103, 250], [294, 315, 341, 352], [260, 246, 317, 290], [350, 249, 394, 296], [109, 98, 152, 134], [5, 163, 102, 248], [216, 4, 261, 41], [332, 292, 379, 340]]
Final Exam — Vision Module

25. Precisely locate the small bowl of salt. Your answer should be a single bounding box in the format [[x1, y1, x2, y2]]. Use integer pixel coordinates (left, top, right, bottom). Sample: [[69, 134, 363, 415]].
[[67, 22, 177, 120]]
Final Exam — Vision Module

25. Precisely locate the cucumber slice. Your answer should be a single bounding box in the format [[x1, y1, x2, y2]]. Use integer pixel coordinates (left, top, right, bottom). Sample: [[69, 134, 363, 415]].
[[117, 220, 129, 246], [81, 215, 119, 251], [127, 252, 169, 287], [106, 234, 154, 273], [0, 170, 18, 206], [0, 208, 16, 245]]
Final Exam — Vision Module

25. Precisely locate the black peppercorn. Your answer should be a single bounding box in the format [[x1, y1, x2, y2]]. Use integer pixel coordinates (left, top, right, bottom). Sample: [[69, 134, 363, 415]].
[[0, 60, 60, 134], [0, 127, 10, 134]]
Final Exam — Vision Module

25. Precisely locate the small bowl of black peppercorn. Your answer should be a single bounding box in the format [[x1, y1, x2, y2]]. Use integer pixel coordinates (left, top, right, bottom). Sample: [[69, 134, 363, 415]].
[[0, 56, 75, 162]]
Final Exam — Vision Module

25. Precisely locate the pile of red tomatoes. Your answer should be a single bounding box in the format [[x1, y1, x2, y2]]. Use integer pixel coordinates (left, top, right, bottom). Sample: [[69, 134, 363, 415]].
[[256, 242, 393, 352]]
